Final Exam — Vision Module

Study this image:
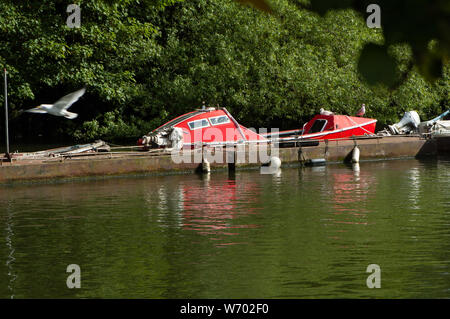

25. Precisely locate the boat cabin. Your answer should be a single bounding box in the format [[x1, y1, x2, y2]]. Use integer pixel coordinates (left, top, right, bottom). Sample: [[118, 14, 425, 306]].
[[139, 107, 266, 149], [301, 114, 377, 140]]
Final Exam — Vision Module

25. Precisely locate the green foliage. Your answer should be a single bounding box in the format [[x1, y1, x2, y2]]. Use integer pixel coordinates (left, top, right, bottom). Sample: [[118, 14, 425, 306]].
[[0, 0, 449, 143], [72, 110, 145, 141], [243, 0, 450, 86], [292, 0, 450, 86], [0, 0, 170, 141], [357, 43, 399, 87], [146, 0, 448, 128]]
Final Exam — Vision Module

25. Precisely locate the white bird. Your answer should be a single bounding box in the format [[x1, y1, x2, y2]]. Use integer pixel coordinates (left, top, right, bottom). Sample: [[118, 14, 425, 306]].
[[356, 104, 366, 117], [320, 108, 334, 116], [25, 88, 86, 119]]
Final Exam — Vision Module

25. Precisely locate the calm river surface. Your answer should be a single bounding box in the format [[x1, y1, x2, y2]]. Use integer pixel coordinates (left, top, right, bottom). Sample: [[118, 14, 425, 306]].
[[1, 158, 449, 298]]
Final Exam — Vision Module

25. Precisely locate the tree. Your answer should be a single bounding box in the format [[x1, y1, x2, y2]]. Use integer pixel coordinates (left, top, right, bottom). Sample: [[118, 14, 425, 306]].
[[241, 0, 450, 86], [142, 0, 448, 130], [0, 0, 174, 142], [0, 0, 448, 143]]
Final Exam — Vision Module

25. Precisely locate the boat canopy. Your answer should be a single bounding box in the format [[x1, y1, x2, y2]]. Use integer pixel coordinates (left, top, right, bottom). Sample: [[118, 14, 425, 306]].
[[140, 107, 267, 149], [301, 114, 377, 139]]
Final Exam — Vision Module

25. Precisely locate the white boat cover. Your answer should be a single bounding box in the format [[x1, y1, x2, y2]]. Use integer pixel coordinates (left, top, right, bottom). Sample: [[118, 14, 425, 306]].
[[431, 120, 450, 136]]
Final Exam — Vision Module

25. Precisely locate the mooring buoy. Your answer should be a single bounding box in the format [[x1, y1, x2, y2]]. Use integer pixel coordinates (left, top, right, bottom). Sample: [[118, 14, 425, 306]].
[[202, 157, 211, 173], [261, 156, 282, 174], [352, 146, 360, 163]]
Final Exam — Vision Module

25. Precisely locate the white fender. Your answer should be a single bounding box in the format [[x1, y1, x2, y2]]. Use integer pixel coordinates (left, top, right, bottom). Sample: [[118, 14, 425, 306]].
[[202, 157, 211, 173], [352, 146, 360, 163], [261, 156, 281, 174], [269, 156, 281, 169]]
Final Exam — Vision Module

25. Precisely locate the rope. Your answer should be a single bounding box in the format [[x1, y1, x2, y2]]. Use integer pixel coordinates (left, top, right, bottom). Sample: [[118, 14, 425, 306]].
[[108, 145, 146, 150], [346, 116, 376, 136]]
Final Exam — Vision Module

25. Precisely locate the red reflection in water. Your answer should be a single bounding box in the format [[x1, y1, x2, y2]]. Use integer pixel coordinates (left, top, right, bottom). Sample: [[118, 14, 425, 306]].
[[332, 166, 374, 206], [327, 165, 377, 237], [181, 176, 260, 237]]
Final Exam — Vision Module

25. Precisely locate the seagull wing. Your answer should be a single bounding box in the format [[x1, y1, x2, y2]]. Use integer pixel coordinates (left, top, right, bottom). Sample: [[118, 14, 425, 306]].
[[24, 107, 48, 114], [63, 111, 78, 119], [52, 88, 86, 111]]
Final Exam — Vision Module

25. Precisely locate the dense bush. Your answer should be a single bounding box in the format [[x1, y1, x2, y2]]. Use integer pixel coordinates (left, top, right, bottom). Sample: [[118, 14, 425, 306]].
[[0, 0, 448, 143]]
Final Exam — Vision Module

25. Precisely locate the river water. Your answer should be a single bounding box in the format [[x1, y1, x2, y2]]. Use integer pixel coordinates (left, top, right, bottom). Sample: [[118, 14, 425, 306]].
[[0, 158, 449, 298]]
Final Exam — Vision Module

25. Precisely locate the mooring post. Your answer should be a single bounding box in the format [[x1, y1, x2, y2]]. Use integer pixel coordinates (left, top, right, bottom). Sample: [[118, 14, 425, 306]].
[[3, 68, 10, 161], [228, 144, 236, 172], [197, 143, 210, 174], [298, 144, 305, 165], [201, 143, 204, 162]]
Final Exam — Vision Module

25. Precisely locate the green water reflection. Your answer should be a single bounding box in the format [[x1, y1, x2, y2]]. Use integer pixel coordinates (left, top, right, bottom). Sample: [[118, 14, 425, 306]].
[[0, 158, 449, 298]]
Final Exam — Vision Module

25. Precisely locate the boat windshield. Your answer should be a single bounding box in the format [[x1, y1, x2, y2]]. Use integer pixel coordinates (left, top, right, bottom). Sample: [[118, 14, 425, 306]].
[[308, 119, 327, 133], [209, 115, 230, 126], [153, 111, 201, 132], [188, 119, 210, 130]]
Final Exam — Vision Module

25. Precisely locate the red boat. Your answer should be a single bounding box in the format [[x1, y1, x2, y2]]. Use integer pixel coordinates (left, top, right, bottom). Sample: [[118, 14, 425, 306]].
[[267, 114, 377, 142], [138, 107, 377, 149], [139, 107, 267, 150]]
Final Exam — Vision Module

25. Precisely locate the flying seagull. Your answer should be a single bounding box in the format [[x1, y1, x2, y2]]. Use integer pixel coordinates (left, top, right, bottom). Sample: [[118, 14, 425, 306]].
[[320, 108, 334, 116], [25, 88, 86, 119], [356, 104, 366, 117]]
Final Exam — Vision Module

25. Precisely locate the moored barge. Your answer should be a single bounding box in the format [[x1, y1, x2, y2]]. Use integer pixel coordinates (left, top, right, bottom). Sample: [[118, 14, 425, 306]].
[[1, 107, 448, 183]]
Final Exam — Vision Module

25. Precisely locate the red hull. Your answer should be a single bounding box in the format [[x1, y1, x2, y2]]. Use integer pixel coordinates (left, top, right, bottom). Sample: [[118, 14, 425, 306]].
[[139, 108, 377, 149], [276, 114, 377, 142], [170, 108, 265, 145]]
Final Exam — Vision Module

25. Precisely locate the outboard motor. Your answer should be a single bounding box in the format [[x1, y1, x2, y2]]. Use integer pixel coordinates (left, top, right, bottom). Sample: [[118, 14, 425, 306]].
[[388, 111, 421, 135], [139, 127, 184, 150], [168, 127, 184, 150]]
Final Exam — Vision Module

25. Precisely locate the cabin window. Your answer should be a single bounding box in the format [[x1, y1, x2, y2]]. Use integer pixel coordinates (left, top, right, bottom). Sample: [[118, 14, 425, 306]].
[[209, 115, 230, 126], [188, 119, 210, 130], [308, 119, 327, 133]]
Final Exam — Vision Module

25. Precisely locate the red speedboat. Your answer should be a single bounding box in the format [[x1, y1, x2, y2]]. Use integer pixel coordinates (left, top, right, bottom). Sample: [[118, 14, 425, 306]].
[[138, 107, 377, 149], [138, 107, 267, 150], [265, 114, 377, 142]]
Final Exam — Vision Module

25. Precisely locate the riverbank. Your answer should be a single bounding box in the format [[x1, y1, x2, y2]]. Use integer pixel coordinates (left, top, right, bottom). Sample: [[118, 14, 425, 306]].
[[1, 135, 445, 184]]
